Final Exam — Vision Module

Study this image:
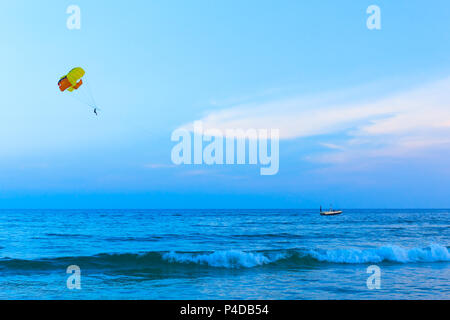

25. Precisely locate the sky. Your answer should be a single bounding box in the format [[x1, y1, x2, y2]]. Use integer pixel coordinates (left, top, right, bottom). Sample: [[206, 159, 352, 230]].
[[0, 0, 450, 208]]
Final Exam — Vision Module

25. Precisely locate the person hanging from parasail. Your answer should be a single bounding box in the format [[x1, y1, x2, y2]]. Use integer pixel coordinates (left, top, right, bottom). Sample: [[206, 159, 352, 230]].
[[58, 67, 99, 116]]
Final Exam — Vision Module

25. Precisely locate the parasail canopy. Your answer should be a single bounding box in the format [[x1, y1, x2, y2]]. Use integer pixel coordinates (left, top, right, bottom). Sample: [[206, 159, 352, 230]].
[[58, 67, 85, 92], [57, 67, 99, 115]]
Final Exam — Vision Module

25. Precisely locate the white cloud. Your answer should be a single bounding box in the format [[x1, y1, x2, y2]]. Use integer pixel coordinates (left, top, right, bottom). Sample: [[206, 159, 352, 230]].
[[143, 163, 177, 169], [178, 77, 450, 162], [319, 143, 346, 150]]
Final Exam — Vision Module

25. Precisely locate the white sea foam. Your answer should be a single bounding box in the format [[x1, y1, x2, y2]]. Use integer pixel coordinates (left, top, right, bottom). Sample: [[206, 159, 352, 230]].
[[161, 244, 449, 268], [308, 244, 450, 264], [162, 250, 287, 268]]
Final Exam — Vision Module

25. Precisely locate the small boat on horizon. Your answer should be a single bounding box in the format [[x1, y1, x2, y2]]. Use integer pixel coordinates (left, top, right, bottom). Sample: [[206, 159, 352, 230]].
[[320, 206, 343, 216]]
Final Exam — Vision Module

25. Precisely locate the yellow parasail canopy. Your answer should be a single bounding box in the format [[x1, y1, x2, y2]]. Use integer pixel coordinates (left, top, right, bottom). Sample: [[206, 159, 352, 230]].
[[58, 67, 85, 92], [57, 67, 99, 115]]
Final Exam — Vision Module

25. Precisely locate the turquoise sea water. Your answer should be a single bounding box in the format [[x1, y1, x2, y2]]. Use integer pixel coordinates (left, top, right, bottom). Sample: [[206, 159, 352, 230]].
[[0, 209, 448, 299]]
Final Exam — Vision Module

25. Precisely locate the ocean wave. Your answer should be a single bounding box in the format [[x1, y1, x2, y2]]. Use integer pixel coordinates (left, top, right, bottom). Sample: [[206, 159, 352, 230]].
[[308, 244, 450, 264], [162, 250, 288, 268], [0, 244, 448, 273], [45, 233, 94, 239], [162, 244, 449, 267]]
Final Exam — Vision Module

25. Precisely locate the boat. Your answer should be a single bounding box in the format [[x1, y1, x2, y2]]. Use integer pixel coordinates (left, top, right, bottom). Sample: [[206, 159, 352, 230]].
[[320, 206, 343, 216]]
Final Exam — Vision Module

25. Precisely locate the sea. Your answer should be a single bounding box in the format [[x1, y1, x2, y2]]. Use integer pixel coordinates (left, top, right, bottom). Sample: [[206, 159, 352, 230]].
[[0, 209, 448, 299]]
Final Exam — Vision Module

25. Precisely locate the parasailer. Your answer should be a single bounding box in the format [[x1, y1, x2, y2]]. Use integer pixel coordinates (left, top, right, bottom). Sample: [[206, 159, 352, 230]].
[[58, 67, 99, 115]]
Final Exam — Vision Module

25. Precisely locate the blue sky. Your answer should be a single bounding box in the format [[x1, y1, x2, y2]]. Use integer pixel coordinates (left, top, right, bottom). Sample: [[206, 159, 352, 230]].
[[1, 0, 450, 208]]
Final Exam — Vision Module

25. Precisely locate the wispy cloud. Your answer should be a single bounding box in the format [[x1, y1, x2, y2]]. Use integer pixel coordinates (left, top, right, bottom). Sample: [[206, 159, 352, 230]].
[[143, 163, 177, 169], [179, 77, 450, 163]]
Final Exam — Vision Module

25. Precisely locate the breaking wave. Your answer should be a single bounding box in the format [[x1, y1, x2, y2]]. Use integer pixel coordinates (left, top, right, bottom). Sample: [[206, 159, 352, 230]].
[[308, 243, 450, 264], [0, 244, 448, 273], [162, 250, 289, 268]]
